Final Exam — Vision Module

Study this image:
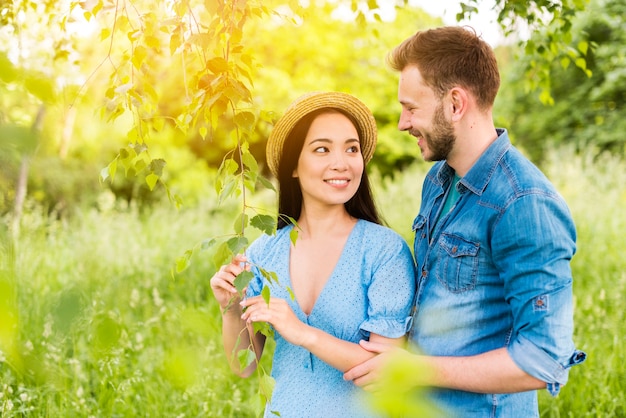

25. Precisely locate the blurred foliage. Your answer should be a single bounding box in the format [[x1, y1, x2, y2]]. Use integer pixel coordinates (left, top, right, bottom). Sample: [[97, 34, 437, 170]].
[[0, 0, 600, 222], [498, 0, 625, 164], [458, 0, 592, 105]]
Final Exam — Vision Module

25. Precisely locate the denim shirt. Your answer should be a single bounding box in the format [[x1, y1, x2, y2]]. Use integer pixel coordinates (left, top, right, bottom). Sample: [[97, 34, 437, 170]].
[[409, 129, 586, 417]]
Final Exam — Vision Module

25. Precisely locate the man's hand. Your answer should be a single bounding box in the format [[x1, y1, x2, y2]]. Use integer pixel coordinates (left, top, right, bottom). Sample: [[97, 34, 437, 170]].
[[343, 340, 400, 391]]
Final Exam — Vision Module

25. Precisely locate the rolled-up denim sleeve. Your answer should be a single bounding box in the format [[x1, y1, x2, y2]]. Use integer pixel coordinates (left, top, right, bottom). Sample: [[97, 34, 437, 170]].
[[496, 193, 586, 395], [508, 334, 586, 395]]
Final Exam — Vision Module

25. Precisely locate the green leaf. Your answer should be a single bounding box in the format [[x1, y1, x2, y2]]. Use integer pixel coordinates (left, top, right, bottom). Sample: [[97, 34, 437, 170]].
[[250, 214, 276, 236], [100, 166, 110, 182], [218, 178, 239, 203], [207, 57, 229, 74], [201, 238, 216, 250], [135, 158, 147, 173], [226, 236, 248, 255], [259, 268, 279, 285], [253, 321, 274, 338], [289, 228, 298, 246], [258, 175, 276, 192], [243, 172, 257, 193], [259, 373, 276, 403], [175, 249, 193, 273], [132, 45, 148, 70], [234, 270, 254, 293], [234, 111, 256, 130], [213, 241, 234, 268], [241, 149, 258, 171], [261, 285, 271, 305], [149, 158, 167, 176], [0, 52, 18, 83], [145, 172, 159, 191], [24, 73, 56, 103], [237, 348, 256, 371], [233, 213, 249, 235]]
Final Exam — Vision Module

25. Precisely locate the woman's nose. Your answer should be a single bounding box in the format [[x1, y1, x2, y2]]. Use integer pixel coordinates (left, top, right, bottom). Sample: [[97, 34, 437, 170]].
[[329, 151, 348, 170]]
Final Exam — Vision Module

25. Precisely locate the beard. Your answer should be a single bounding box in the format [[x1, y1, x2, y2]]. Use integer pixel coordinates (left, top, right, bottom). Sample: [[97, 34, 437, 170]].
[[423, 102, 456, 161]]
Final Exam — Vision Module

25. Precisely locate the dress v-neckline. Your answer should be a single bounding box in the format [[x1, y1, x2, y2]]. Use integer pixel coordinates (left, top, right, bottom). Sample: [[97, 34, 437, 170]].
[[286, 219, 361, 317]]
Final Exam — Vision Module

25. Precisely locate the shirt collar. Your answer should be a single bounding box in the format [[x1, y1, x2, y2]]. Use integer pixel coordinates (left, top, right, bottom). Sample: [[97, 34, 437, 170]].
[[436, 128, 511, 196]]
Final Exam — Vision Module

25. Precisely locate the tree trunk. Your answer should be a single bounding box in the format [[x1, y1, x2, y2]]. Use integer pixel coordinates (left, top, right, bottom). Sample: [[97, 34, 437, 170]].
[[10, 106, 46, 238]]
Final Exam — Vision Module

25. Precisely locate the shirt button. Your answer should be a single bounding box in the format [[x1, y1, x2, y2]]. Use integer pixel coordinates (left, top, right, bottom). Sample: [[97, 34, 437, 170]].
[[421, 270, 427, 277]]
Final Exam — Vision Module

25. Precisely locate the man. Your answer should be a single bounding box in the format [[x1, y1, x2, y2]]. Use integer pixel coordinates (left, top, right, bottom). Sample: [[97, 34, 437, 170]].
[[343, 26, 586, 417]]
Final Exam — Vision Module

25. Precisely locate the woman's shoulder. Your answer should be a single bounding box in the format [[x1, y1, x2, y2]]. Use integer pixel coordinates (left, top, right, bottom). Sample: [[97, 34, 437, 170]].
[[357, 220, 411, 250], [358, 219, 406, 239]]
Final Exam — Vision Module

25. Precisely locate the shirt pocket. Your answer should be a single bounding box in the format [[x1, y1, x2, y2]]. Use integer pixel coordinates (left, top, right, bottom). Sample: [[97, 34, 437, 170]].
[[435, 233, 479, 293]]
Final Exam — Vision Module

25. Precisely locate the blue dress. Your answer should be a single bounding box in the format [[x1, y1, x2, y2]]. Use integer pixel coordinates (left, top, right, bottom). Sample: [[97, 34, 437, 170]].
[[246, 219, 416, 418]]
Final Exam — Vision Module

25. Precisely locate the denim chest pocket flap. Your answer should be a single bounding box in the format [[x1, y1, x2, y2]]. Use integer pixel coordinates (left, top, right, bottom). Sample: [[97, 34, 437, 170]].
[[436, 233, 480, 293]]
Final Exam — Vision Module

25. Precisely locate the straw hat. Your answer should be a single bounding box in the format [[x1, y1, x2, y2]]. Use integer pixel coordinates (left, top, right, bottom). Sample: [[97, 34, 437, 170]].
[[266, 91, 377, 177]]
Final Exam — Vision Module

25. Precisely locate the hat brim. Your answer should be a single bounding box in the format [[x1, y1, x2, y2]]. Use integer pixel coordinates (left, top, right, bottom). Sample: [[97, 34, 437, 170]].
[[266, 92, 377, 178]]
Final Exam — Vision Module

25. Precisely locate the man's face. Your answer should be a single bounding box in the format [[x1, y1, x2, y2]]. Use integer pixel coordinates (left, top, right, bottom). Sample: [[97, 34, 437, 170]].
[[397, 65, 456, 162]]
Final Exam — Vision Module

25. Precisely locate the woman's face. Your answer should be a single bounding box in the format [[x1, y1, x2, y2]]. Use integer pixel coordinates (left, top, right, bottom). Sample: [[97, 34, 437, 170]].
[[293, 111, 364, 210]]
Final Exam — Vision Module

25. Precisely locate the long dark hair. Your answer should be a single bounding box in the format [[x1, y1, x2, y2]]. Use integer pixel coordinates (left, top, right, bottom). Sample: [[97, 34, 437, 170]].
[[276, 108, 382, 229]]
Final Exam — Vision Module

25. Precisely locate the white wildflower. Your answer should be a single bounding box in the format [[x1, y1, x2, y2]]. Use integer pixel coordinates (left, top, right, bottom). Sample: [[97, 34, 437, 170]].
[[43, 320, 53, 339], [130, 288, 140, 308], [152, 287, 163, 307]]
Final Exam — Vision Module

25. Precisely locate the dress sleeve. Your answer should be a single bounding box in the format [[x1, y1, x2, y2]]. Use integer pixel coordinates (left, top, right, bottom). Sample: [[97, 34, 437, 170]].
[[360, 228, 417, 339]]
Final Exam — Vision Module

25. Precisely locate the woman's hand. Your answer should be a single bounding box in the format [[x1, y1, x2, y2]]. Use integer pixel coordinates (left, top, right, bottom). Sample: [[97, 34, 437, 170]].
[[209, 254, 248, 311], [240, 296, 309, 347]]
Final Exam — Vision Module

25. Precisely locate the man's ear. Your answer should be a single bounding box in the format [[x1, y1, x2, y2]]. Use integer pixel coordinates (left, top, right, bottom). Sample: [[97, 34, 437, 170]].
[[449, 87, 469, 122]]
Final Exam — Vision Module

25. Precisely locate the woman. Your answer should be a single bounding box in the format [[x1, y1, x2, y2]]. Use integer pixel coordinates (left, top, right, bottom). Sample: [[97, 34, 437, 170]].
[[210, 92, 416, 418]]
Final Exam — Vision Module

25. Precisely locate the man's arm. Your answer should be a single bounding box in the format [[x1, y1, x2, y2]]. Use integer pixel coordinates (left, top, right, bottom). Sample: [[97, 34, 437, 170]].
[[344, 340, 545, 393]]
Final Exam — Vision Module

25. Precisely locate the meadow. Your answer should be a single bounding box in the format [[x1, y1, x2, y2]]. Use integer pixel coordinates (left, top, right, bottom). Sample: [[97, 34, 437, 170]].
[[0, 148, 624, 417]]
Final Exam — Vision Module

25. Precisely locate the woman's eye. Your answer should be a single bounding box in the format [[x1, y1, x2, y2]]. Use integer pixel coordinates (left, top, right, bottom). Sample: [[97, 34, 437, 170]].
[[314, 146, 328, 153], [347, 146, 360, 153]]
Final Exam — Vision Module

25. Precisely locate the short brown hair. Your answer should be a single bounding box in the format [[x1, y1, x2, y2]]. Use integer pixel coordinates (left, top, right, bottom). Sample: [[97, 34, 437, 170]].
[[388, 26, 500, 110]]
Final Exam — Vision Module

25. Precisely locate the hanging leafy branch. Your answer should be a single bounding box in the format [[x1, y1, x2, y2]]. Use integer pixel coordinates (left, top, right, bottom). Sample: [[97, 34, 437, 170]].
[[76, 0, 292, 411], [456, 0, 592, 104]]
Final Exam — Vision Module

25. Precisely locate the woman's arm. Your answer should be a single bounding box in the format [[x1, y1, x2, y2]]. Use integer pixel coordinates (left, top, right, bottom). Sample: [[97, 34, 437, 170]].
[[211, 256, 266, 377], [240, 296, 404, 372]]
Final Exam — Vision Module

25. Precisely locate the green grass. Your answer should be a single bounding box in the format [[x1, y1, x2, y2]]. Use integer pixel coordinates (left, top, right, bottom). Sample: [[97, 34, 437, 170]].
[[1, 149, 624, 416]]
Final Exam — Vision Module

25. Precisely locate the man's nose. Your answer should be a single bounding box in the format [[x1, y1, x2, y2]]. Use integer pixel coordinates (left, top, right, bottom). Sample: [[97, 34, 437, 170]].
[[398, 109, 411, 131]]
